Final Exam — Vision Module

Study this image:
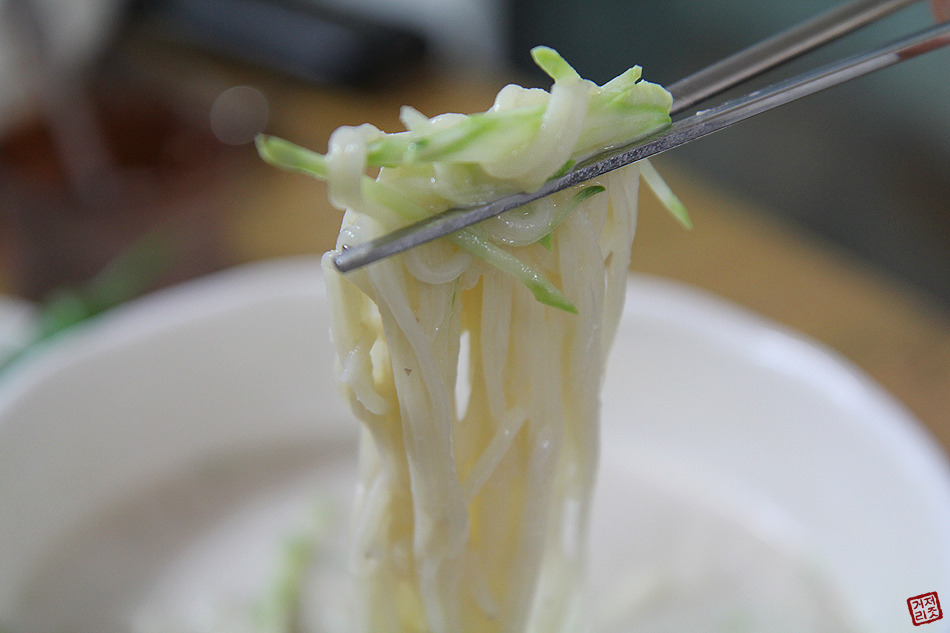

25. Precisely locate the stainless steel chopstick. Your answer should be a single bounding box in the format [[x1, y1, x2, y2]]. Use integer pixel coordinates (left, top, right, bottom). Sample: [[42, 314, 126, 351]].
[[333, 11, 949, 273], [667, 0, 922, 114]]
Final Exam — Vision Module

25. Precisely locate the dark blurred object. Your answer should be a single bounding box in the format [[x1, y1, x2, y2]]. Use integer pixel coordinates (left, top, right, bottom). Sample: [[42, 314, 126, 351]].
[[0, 77, 233, 301], [133, 0, 428, 87], [507, 0, 950, 306]]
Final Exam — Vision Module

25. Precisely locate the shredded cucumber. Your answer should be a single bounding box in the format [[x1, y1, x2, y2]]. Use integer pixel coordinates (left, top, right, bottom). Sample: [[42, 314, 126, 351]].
[[258, 47, 685, 312]]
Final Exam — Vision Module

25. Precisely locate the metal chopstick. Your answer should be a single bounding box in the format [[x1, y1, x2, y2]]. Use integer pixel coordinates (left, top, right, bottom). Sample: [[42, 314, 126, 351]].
[[667, 0, 922, 114], [333, 11, 949, 273]]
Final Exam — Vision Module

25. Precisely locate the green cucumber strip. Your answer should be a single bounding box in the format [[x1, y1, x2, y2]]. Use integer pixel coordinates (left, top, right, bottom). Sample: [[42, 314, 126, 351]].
[[640, 159, 691, 228], [450, 230, 577, 314]]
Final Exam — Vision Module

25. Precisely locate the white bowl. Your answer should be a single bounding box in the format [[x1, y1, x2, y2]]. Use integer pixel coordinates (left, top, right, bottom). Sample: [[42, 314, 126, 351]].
[[0, 257, 948, 633]]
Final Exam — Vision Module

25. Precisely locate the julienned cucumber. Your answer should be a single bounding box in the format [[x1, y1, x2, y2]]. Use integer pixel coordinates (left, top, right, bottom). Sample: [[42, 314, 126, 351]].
[[257, 47, 687, 312]]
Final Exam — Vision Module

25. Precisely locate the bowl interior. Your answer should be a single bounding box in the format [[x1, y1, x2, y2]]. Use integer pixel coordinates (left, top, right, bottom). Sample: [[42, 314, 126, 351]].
[[0, 258, 947, 632]]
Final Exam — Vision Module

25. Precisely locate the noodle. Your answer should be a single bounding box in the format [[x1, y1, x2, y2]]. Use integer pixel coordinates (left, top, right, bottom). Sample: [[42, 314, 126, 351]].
[[323, 164, 640, 633]]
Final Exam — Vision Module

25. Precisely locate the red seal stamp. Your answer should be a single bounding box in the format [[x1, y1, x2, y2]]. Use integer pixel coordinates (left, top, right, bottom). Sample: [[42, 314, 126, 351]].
[[908, 591, 943, 626]]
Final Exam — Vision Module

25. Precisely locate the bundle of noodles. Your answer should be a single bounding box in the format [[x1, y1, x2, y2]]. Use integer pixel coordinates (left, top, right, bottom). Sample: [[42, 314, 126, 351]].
[[257, 46, 682, 633]]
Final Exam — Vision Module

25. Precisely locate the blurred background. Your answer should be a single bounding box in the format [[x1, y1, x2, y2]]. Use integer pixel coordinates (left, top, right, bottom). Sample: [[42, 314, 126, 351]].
[[0, 0, 947, 314]]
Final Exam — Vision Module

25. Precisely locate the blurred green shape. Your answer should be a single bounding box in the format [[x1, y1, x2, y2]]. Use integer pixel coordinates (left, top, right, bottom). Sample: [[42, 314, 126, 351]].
[[0, 228, 180, 376]]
